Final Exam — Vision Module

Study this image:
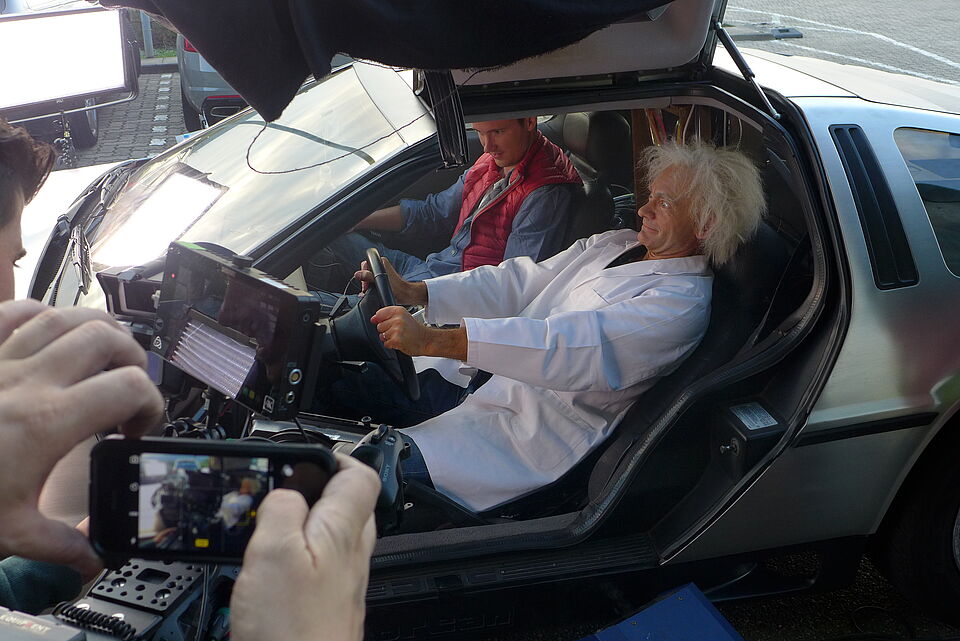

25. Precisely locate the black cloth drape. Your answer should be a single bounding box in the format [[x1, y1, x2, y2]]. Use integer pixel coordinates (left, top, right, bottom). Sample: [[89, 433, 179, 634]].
[[102, 0, 669, 121]]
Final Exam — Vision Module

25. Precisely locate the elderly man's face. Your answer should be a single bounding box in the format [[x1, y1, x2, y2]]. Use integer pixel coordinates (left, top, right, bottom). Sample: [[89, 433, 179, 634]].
[[637, 166, 702, 260], [473, 118, 537, 170]]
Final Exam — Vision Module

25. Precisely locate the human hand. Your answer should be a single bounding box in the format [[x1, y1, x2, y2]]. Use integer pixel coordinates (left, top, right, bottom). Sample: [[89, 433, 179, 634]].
[[371, 306, 467, 360], [0, 301, 164, 578], [72, 518, 102, 583], [371, 305, 429, 355], [354, 255, 398, 295], [354, 256, 428, 306], [230, 454, 380, 641]]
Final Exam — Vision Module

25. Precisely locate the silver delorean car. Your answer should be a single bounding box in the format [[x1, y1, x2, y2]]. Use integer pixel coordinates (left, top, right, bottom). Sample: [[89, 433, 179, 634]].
[[24, 0, 960, 636]]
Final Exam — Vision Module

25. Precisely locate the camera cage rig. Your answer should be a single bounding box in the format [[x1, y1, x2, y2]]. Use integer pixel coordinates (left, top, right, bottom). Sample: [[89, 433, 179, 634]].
[[99, 242, 411, 522], [43, 243, 416, 640]]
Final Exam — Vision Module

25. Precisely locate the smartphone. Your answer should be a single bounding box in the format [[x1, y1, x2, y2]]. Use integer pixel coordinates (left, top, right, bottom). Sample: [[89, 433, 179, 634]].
[[90, 436, 337, 565]]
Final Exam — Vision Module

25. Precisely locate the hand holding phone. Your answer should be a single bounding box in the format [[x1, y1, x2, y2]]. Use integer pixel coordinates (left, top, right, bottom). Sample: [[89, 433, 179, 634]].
[[0, 302, 163, 578], [90, 437, 338, 565], [230, 454, 380, 641]]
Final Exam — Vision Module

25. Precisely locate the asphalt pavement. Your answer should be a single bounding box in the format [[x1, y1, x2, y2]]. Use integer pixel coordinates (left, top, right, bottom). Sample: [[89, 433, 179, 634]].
[[724, 0, 960, 85]]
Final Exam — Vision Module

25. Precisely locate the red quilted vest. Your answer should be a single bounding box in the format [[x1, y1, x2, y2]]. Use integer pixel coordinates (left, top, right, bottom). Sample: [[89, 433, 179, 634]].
[[454, 131, 581, 270]]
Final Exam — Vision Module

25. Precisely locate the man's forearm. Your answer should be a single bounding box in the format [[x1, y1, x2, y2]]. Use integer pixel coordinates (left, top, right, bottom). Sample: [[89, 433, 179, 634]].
[[423, 326, 467, 361], [395, 281, 428, 307], [354, 205, 404, 231]]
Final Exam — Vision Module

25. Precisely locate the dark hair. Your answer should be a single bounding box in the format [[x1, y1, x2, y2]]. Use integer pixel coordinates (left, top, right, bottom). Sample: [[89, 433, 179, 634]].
[[0, 117, 56, 227]]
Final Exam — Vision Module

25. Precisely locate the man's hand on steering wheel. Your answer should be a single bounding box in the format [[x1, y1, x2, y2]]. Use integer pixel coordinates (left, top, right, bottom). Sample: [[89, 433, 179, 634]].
[[355, 253, 467, 361], [372, 306, 468, 361], [354, 258, 427, 307], [371, 307, 430, 355]]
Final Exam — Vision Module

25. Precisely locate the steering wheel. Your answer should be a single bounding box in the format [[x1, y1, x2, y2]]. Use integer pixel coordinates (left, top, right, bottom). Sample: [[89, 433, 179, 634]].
[[329, 248, 420, 401]]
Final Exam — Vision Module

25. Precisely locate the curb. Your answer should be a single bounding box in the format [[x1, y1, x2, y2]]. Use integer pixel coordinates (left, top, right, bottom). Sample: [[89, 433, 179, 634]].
[[141, 59, 178, 74]]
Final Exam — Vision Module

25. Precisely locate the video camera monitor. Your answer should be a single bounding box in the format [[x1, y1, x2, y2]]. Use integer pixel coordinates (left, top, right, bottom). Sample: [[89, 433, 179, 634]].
[[153, 242, 324, 419]]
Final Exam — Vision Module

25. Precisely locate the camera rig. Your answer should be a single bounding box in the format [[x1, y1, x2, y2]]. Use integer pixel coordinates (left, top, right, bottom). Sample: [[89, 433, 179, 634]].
[[26, 243, 420, 640]]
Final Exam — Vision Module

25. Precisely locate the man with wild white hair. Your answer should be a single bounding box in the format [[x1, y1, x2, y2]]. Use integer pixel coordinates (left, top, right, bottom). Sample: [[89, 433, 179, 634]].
[[336, 140, 767, 513]]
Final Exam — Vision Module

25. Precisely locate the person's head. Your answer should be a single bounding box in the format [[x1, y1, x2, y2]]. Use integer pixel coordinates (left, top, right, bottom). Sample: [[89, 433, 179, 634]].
[[473, 118, 538, 171], [239, 477, 261, 496], [0, 117, 56, 300], [637, 140, 766, 265]]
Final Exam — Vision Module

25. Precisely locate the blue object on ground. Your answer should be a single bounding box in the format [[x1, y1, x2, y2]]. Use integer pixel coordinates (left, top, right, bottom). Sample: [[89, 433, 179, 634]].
[[579, 583, 745, 641]]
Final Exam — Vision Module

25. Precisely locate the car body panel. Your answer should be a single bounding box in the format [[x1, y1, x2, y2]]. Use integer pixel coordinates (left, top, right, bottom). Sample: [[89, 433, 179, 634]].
[[713, 48, 854, 98], [17, 162, 121, 299], [670, 96, 960, 563], [800, 99, 960, 437], [739, 49, 960, 115]]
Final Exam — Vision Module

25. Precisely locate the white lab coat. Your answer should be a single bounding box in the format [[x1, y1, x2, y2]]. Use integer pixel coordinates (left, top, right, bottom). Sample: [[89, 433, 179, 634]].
[[403, 230, 713, 511]]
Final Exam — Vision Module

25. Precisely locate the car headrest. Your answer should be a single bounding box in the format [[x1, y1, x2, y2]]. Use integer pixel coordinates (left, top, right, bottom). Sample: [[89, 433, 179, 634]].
[[562, 112, 633, 188], [711, 221, 792, 332]]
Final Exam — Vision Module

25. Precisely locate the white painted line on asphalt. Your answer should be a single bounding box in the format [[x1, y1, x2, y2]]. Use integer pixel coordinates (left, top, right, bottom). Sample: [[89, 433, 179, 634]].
[[152, 126, 167, 133], [158, 95, 170, 101], [149, 138, 167, 146], [161, 73, 172, 78], [158, 87, 170, 92], [772, 41, 960, 86], [728, 6, 960, 71], [154, 114, 168, 121], [159, 79, 171, 85], [155, 104, 167, 110]]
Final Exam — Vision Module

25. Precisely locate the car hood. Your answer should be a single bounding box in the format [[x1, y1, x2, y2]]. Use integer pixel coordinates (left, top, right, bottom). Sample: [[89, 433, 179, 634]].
[[736, 48, 960, 115], [18, 161, 121, 299], [99, 0, 721, 121]]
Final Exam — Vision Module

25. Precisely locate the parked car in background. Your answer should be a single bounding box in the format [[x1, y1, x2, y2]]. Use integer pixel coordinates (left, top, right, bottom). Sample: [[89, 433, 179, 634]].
[[20, 0, 960, 636], [175, 33, 246, 131], [177, 33, 351, 131], [0, 0, 140, 148]]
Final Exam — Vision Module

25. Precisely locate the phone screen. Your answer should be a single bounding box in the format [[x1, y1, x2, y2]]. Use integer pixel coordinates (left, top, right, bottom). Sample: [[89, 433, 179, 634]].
[[134, 453, 272, 557], [91, 438, 337, 564]]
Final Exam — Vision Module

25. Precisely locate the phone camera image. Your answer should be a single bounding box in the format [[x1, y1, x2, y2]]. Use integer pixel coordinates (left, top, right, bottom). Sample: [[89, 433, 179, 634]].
[[138, 454, 270, 557]]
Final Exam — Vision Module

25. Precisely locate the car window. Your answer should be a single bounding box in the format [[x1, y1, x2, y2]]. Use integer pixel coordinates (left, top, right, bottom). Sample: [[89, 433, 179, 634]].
[[894, 127, 960, 276], [88, 64, 434, 268]]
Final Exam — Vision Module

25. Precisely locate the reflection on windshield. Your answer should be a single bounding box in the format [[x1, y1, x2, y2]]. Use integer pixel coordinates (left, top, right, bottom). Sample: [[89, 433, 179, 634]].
[[89, 64, 433, 267], [93, 172, 224, 267], [240, 121, 377, 165]]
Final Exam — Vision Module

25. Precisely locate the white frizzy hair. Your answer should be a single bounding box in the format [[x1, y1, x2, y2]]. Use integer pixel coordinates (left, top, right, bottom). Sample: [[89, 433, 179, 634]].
[[641, 140, 767, 265]]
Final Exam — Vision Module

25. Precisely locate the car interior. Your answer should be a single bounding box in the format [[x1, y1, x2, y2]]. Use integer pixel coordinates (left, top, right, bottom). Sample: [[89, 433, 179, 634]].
[[263, 100, 824, 558]]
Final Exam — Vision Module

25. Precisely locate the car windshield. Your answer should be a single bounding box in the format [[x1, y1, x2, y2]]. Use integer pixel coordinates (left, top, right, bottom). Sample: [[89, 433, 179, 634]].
[[88, 63, 434, 268]]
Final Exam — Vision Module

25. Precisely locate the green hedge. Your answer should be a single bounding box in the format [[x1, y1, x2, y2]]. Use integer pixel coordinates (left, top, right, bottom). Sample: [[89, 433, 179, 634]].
[[126, 10, 178, 51]]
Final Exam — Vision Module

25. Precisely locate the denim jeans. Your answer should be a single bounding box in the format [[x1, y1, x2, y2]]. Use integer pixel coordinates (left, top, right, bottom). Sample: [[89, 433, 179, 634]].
[[321, 365, 469, 428], [307, 232, 437, 294]]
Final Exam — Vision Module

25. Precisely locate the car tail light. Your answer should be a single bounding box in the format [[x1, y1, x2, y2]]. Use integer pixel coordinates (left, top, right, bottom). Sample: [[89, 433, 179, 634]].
[[183, 38, 198, 53]]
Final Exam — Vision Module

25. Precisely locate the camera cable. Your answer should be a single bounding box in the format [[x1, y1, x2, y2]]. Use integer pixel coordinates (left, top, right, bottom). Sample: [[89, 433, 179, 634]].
[[194, 564, 216, 641], [292, 416, 310, 443]]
